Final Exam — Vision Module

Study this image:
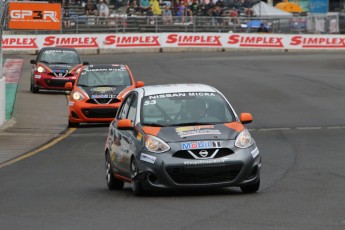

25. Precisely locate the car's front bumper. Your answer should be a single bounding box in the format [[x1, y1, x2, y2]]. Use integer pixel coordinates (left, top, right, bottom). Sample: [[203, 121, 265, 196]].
[[33, 73, 76, 90], [68, 100, 121, 123], [135, 143, 261, 190]]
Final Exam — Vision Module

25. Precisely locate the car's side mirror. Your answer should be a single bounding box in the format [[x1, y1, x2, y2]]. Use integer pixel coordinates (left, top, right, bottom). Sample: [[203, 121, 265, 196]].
[[136, 81, 145, 88], [117, 119, 133, 130], [65, 82, 73, 90], [240, 113, 253, 124], [82, 61, 89, 65], [30, 59, 36, 64]]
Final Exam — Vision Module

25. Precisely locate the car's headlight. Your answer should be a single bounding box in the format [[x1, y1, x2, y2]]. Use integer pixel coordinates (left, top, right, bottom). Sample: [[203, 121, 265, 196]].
[[71, 91, 84, 101], [37, 66, 46, 73], [235, 129, 254, 148], [144, 135, 170, 153]]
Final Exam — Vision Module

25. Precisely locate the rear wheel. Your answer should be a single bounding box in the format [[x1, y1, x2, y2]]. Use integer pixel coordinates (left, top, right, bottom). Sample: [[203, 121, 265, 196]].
[[131, 158, 146, 196], [105, 152, 124, 190], [240, 179, 260, 194]]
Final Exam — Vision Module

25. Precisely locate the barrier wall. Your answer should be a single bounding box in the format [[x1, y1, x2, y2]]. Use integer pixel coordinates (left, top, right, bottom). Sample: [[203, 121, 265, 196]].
[[3, 33, 345, 54]]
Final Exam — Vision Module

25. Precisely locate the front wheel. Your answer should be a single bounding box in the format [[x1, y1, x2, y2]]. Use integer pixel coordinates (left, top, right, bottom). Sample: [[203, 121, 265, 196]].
[[240, 179, 260, 194], [105, 152, 124, 190], [68, 120, 79, 128], [131, 158, 146, 196], [30, 82, 39, 93]]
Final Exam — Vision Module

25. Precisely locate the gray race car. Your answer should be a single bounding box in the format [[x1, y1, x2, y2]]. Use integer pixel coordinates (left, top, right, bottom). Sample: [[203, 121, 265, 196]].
[[105, 84, 261, 196]]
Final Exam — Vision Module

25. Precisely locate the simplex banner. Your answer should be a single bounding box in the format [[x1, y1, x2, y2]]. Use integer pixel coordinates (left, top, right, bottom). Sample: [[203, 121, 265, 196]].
[[2, 33, 345, 50]]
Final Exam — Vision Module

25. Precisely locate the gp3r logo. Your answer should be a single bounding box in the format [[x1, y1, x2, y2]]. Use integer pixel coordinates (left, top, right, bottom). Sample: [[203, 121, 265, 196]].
[[10, 10, 59, 22]]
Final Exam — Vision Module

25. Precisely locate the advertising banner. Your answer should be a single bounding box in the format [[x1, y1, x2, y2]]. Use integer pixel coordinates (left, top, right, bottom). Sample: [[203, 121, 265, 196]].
[[2, 33, 345, 50], [8, 2, 61, 30]]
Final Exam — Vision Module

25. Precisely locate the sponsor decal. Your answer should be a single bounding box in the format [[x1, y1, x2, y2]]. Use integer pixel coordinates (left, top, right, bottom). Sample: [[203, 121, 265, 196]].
[[34, 75, 41, 79], [43, 49, 76, 54], [251, 147, 260, 158], [8, 2, 61, 30], [176, 125, 221, 138], [184, 159, 226, 165], [137, 132, 143, 141], [68, 101, 74, 106], [87, 68, 125, 72], [148, 92, 215, 100], [91, 87, 116, 93], [140, 153, 156, 164], [2, 37, 38, 49], [181, 141, 221, 150], [43, 36, 98, 48], [228, 35, 284, 48], [166, 34, 222, 46], [103, 35, 160, 47], [290, 36, 345, 48], [91, 94, 110, 99]]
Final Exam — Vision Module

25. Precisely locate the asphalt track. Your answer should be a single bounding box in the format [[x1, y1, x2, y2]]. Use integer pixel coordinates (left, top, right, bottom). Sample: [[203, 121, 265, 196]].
[[1, 51, 345, 230]]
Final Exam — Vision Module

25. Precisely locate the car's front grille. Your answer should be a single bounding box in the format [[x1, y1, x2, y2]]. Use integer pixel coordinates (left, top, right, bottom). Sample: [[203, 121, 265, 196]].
[[173, 148, 234, 159], [44, 79, 74, 87], [47, 72, 73, 77], [81, 108, 117, 118], [86, 98, 121, 104], [165, 163, 243, 184]]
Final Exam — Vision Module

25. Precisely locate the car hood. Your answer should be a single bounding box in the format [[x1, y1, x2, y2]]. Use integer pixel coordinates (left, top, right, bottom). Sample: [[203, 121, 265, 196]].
[[82, 85, 128, 99], [142, 123, 245, 142]]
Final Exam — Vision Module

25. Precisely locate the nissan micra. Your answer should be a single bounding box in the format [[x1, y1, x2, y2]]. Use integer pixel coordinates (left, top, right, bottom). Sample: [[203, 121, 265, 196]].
[[105, 84, 261, 196]]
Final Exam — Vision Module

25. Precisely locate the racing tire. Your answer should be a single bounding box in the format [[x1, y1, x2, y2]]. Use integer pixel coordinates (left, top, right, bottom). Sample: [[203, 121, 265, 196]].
[[130, 158, 146, 196], [68, 120, 79, 128], [105, 152, 124, 190], [30, 82, 39, 94], [240, 179, 260, 194]]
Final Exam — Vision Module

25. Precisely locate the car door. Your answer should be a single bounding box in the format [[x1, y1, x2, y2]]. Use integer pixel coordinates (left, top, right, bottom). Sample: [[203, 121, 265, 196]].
[[112, 92, 139, 178]]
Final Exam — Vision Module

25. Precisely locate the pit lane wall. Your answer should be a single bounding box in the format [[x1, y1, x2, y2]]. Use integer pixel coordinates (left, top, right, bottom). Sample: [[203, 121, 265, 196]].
[[3, 33, 345, 54]]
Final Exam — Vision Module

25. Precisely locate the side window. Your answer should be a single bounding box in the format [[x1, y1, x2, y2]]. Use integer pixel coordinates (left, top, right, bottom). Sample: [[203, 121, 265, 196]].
[[127, 94, 138, 123], [117, 94, 134, 120]]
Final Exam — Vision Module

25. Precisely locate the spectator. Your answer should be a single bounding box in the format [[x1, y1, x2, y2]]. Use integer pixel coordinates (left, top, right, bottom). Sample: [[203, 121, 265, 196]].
[[146, 7, 155, 24], [127, 0, 140, 15], [211, 5, 223, 25], [97, 0, 110, 24], [215, 0, 224, 8], [85, 0, 97, 16], [62, 7, 72, 29], [228, 8, 240, 25], [177, 1, 186, 23], [162, 5, 173, 24], [257, 23, 269, 33], [140, 0, 150, 14], [205, 0, 214, 16], [150, 0, 162, 15], [189, 0, 199, 16]]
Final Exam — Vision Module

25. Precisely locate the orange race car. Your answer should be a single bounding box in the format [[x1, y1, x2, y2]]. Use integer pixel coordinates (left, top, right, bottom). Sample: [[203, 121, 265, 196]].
[[65, 64, 144, 127]]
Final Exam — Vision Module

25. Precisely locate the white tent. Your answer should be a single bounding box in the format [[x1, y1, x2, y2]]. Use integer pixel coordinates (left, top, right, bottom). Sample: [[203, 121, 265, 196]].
[[251, 1, 293, 17]]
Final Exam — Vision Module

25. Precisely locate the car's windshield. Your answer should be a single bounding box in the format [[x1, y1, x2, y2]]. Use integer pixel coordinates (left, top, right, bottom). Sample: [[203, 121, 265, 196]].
[[77, 67, 132, 87], [38, 49, 81, 64], [141, 92, 235, 126]]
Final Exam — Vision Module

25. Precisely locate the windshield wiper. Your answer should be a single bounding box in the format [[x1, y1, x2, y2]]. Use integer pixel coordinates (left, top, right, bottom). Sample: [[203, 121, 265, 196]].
[[142, 123, 165, 127], [77, 84, 90, 87]]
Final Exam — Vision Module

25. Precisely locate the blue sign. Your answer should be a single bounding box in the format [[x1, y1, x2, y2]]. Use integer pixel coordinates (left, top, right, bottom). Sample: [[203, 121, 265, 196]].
[[309, 0, 329, 14]]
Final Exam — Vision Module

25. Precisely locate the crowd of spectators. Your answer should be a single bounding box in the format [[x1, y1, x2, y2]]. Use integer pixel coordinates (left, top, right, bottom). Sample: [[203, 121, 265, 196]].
[[59, 0, 259, 27]]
